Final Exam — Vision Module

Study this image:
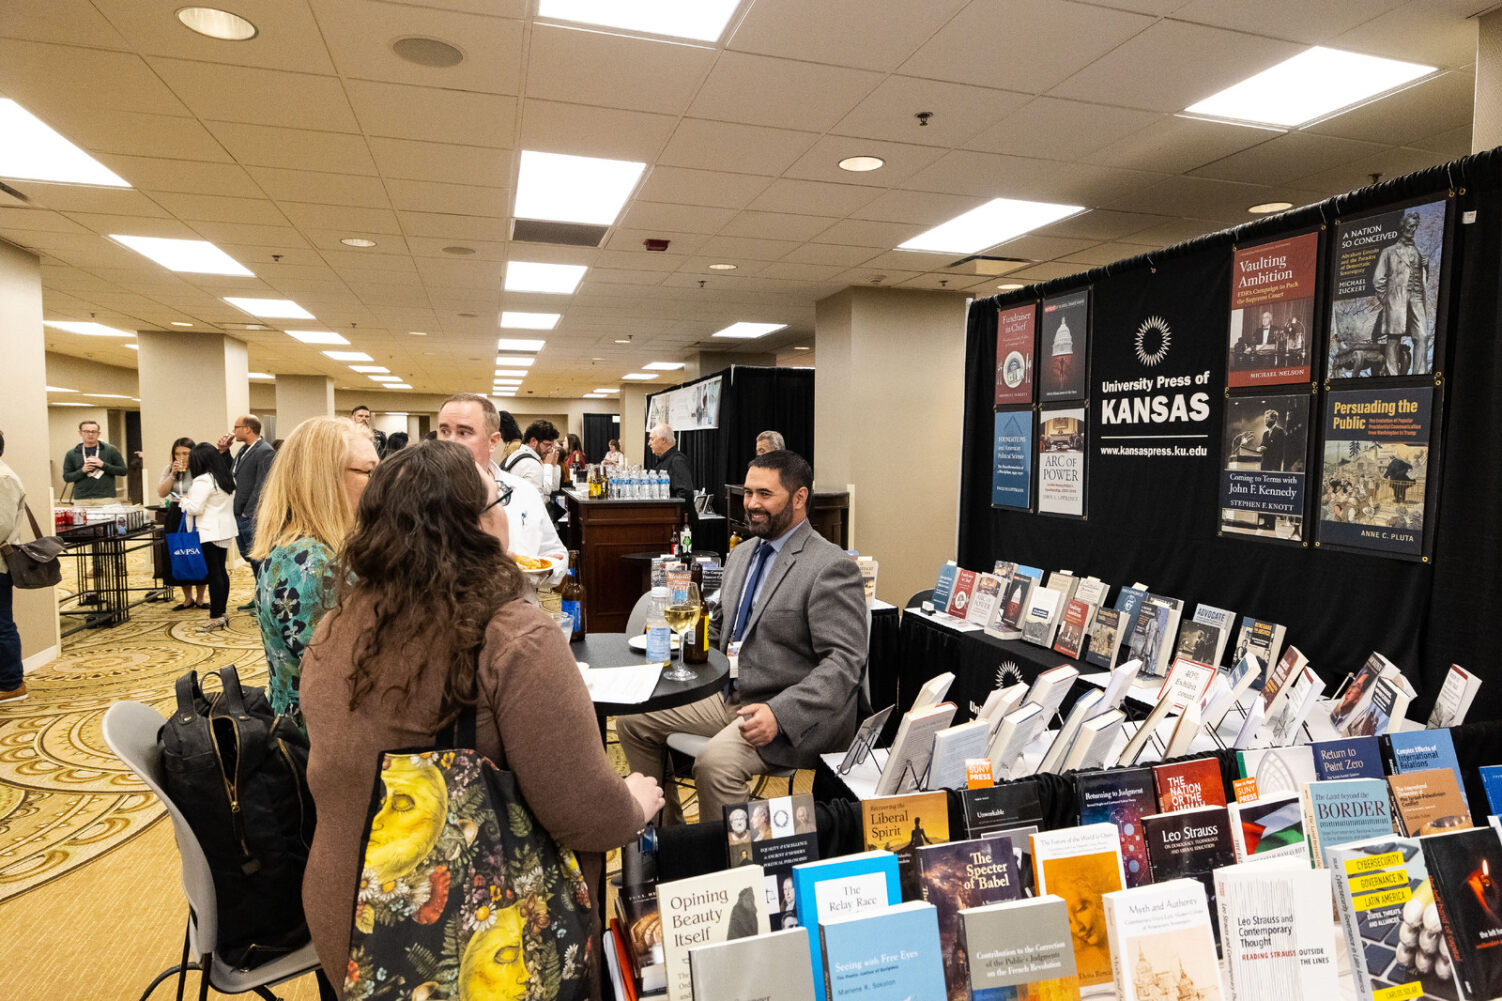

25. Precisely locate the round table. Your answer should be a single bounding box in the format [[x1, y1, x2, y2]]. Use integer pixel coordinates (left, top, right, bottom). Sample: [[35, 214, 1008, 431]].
[[574, 632, 729, 716]]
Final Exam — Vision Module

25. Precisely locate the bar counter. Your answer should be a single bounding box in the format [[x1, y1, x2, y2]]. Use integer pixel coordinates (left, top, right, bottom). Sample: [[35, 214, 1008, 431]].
[[560, 489, 685, 632]]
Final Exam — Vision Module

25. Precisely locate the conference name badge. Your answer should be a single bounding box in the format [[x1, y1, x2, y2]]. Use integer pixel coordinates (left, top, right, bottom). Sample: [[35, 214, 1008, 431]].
[[727, 641, 742, 679]]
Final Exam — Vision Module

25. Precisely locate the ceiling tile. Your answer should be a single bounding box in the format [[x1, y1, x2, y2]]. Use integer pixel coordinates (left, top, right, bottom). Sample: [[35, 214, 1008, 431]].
[[1120, 216, 1235, 246], [618, 202, 738, 235], [1085, 116, 1275, 174], [248, 166, 392, 208], [635, 166, 775, 209], [1301, 71, 1475, 146], [0, 39, 191, 118], [782, 136, 945, 188], [344, 79, 515, 146], [278, 202, 402, 233], [48, 111, 233, 161], [966, 98, 1162, 161], [519, 101, 677, 162], [90, 0, 339, 74], [720, 211, 845, 242], [727, 0, 967, 72], [1009, 262, 1095, 282], [1171, 0, 1405, 43], [1106, 175, 1273, 223], [988, 233, 1100, 261], [524, 23, 716, 116], [309, 0, 522, 95], [692, 235, 803, 262], [1033, 209, 1171, 241], [900, 0, 1155, 93], [367, 137, 511, 186], [687, 52, 884, 132], [1288, 147, 1451, 195], [61, 212, 201, 239], [831, 76, 1029, 147], [0, 0, 132, 48], [828, 266, 922, 285], [1058, 241, 1161, 266], [659, 119, 819, 175], [778, 243, 885, 267], [204, 121, 380, 174], [747, 178, 881, 216], [1411, 125, 1472, 159], [147, 58, 358, 131], [383, 178, 508, 217], [203, 226, 313, 251], [857, 249, 963, 271], [812, 217, 921, 248], [1327, 2, 1479, 67], [0, 207, 92, 234], [393, 210, 509, 241], [1190, 131, 1388, 185], [20, 183, 173, 217], [96, 154, 263, 197]]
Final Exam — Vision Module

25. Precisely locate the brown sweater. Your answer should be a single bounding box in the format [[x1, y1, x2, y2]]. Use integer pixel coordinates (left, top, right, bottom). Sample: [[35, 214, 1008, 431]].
[[299, 596, 644, 997]]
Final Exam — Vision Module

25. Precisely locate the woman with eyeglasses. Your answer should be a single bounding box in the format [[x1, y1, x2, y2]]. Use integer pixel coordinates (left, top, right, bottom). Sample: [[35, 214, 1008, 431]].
[[156, 436, 208, 611], [250, 417, 378, 719]]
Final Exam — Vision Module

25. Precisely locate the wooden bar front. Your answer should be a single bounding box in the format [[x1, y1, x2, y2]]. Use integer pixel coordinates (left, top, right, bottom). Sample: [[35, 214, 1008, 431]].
[[562, 491, 684, 632]]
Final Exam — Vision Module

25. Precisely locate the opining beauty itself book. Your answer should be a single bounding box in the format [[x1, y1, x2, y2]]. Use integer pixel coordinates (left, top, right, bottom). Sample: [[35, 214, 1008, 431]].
[[657, 865, 770, 1001]]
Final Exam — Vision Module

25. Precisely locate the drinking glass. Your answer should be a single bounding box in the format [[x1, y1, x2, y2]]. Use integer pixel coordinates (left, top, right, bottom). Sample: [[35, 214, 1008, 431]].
[[661, 582, 701, 682]]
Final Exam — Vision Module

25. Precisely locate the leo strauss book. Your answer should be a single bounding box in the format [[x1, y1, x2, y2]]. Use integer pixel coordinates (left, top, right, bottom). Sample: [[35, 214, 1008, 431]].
[[959, 895, 1081, 1001], [1102, 878, 1226, 1001], [1213, 861, 1340, 1001], [656, 865, 770, 1001]]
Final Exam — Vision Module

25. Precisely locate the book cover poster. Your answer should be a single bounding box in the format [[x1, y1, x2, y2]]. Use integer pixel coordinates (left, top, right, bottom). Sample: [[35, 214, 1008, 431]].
[[1038, 407, 1086, 517], [996, 303, 1037, 406], [993, 409, 1034, 510], [1317, 385, 1436, 558], [1039, 289, 1089, 401], [1328, 197, 1448, 379], [1228, 231, 1319, 387], [1219, 392, 1310, 542]]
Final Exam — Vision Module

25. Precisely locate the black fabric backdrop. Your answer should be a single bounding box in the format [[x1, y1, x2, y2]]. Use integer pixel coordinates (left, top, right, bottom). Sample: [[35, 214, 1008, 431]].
[[581, 412, 615, 463], [960, 149, 1502, 724]]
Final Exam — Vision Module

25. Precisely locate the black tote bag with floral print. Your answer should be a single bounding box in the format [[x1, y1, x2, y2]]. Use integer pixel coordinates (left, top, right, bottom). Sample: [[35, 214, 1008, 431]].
[[343, 709, 592, 1001]]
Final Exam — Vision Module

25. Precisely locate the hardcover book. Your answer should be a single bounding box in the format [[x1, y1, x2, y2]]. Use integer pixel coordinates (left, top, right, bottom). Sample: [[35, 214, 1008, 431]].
[[1388, 768, 1473, 838], [819, 900, 945, 1001], [1231, 699, 1264, 751], [1427, 664, 1481, 728], [975, 682, 1030, 736], [1421, 828, 1502, 1001], [929, 719, 992, 791], [616, 880, 667, 995], [1020, 588, 1064, 648], [861, 791, 950, 902], [1348, 674, 1414, 738], [1311, 735, 1383, 780], [1301, 778, 1394, 868], [1482, 765, 1502, 816], [1053, 598, 1091, 660], [790, 851, 902, 1001], [1230, 617, 1285, 677], [873, 702, 956, 796], [1175, 603, 1237, 669], [960, 782, 1045, 898], [1113, 586, 1150, 643], [657, 865, 770, 1001], [1075, 767, 1157, 887], [1236, 745, 1317, 801], [968, 572, 1004, 627], [911, 671, 956, 711], [1227, 793, 1306, 862], [917, 836, 1023, 1000], [1062, 709, 1126, 773], [1383, 728, 1464, 791], [1031, 824, 1126, 987], [688, 926, 815, 1001], [1083, 607, 1123, 672], [1141, 806, 1237, 945], [1125, 594, 1182, 679], [1000, 571, 1038, 633], [1260, 645, 1307, 717], [1153, 757, 1228, 811], [932, 561, 959, 614], [988, 703, 1048, 780], [1102, 879, 1225, 1001], [1036, 689, 1103, 775], [1162, 698, 1203, 761], [1097, 657, 1144, 712], [1214, 861, 1340, 1001], [1264, 665, 1325, 746], [1045, 569, 1080, 608], [1205, 654, 1262, 729], [1115, 695, 1175, 768], [723, 793, 819, 929], [1074, 577, 1110, 620], [959, 895, 1081, 1001], [1329, 651, 1397, 734], [1023, 665, 1081, 721], [946, 568, 978, 619]]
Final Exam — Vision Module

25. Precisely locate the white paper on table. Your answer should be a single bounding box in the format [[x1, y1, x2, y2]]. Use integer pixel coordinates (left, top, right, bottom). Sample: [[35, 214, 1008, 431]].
[[578, 662, 662, 704]]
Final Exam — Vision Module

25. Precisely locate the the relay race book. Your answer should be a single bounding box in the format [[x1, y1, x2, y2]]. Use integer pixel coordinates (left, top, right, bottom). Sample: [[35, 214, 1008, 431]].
[[791, 851, 902, 1001]]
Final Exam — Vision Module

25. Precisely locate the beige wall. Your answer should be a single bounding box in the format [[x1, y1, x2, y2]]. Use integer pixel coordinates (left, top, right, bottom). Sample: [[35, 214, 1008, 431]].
[[815, 287, 968, 606], [1478, 9, 1502, 152], [620, 385, 650, 466], [45, 352, 139, 398], [274, 374, 332, 436], [137, 331, 250, 481], [0, 240, 61, 669], [48, 406, 112, 499]]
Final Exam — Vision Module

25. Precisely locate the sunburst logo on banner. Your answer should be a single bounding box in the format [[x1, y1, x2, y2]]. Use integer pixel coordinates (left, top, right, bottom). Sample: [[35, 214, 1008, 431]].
[[1134, 315, 1172, 366], [996, 661, 1023, 688]]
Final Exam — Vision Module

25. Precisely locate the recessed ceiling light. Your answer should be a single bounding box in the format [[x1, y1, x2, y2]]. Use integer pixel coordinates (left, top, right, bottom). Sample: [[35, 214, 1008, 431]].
[[711, 322, 786, 339], [45, 321, 133, 337], [370, 375, 402, 382], [170, 321, 193, 327], [643, 361, 685, 371], [50, 402, 93, 407], [125, 343, 138, 350], [582, 393, 607, 399], [340, 237, 377, 248], [0, 99, 131, 187], [1184, 46, 1434, 128], [110, 235, 253, 275], [387, 384, 413, 389], [504, 261, 587, 295], [838, 155, 885, 172], [443, 246, 476, 255], [499, 311, 560, 330], [391, 36, 464, 68], [285, 329, 350, 345], [247, 372, 274, 380], [224, 297, 314, 319], [592, 387, 619, 394], [898, 198, 1084, 255], [495, 337, 545, 351], [515, 150, 644, 226], [793, 346, 811, 351], [537, 0, 740, 42], [176, 7, 258, 41], [622, 372, 659, 380], [495, 381, 523, 388], [349, 365, 390, 374], [323, 350, 374, 362], [409, 330, 427, 336], [495, 369, 529, 377], [708, 263, 737, 271], [1248, 201, 1295, 214], [614, 338, 631, 344], [495, 356, 536, 367], [997, 282, 1025, 290], [45, 386, 77, 393]]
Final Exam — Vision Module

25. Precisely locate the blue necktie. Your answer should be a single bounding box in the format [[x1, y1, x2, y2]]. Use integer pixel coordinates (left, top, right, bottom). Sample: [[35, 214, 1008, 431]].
[[732, 541, 775, 642]]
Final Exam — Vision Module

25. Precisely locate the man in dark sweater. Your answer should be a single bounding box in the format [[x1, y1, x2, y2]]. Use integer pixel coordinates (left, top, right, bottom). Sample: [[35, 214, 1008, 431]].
[[61, 420, 127, 505], [218, 415, 274, 606], [648, 424, 695, 503]]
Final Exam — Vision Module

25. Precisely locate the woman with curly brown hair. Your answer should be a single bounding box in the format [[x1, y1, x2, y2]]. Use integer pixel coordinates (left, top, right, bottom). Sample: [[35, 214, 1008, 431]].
[[298, 440, 662, 998]]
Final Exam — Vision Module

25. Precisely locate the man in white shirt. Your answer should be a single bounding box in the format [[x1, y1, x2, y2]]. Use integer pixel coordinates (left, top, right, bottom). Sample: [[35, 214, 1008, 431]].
[[437, 394, 567, 588], [500, 419, 561, 497]]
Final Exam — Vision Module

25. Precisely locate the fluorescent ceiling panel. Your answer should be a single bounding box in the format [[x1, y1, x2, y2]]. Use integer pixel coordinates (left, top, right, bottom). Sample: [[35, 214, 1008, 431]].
[[592, 388, 619, 394], [45, 321, 133, 337], [643, 361, 685, 370], [711, 322, 786, 339], [537, 0, 740, 42], [0, 99, 130, 187], [499, 311, 560, 330], [370, 375, 401, 382], [515, 151, 644, 226], [495, 337, 546, 351], [225, 297, 315, 319], [495, 356, 536, 367], [1184, 46, 1435, 128], [622, 373, 659, 380], [323, 350, 374, 362], [387, 384, 412, 389], [504, 262, 588, 294], [494, 369, 529, 377], [897, 198, 1084, 255], [46, 386, 77, 393], [109, 235, 253, 276], [248, 372, 274, 380], [285, 330, 350, 345], [349, 365, 389, 373], [582, 393, 607, 399]]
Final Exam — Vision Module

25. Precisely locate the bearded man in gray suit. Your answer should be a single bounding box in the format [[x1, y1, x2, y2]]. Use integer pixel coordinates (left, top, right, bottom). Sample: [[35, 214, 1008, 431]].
[[618, 450, 868, 824]]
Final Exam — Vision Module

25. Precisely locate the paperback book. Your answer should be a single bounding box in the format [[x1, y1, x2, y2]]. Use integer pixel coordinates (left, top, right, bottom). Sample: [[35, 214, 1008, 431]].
[[917, 836, 1023, 1000], [1036, 689, 1103, 775], [723, 793, 819, 929], [969, 572, 1004, 627], [1387, 768, 1473, 838], [988, 703, 1048, 780], [1427, 664, 1480, 728], [1141, 806, 1237, 945], [1031, 824, 1126, 987], [791, 851, 902, 1001], [1214, 861, 1340, 1001], [873, 702, 956, 795], [1236, 745, 1317, 802], [1482, 765, 1502, 816], [1230, 617, 1286, 677], [1264, 664, 1324, 746], [1175, 603, 1237, 669], [928, 719, 992, 791], [1125, 594, 1182, 679], [1053, 598, 1091, 660], [1097, 657, 1144, 712], [1115, 695, 1175, 768], [960, 783, 1044, 897], [1311, 735, 1383, 780], [1383, 728, 1464, 790], [1083, 607, 1123, 672], [1000, 571, 1039, 633], [819, 900, 945, 1001], [932, 562, 959, 615], [1203, 654, 1262, 729], [1260, 645, 1307, 717], [1227, 793, 1306, 862], [946, 568, 978, 619], [1023, 665, 1081, 721], [1348, 674, 1414, 737], [861, 791, 950, 902], [1102, 879, 1225, 1001], [1421, 829, 1502, 1001], [1329, 651, 1397, 734], [1153, 757, 1228, 811], [657, 865, 770, 1001], [1301, 778, 1394, 868], [1061, 709, 1126, 773], [688, 926, 815, 1001], [1020, 588, 1064, 648], [1075, 766, 1157, 887], [959, 895, 1081, 1001]]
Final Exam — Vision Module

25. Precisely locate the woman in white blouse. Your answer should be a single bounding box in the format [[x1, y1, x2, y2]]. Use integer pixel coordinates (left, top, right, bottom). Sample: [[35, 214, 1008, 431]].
[[602, 438, 626, 470], [156, 436, 206, 610], [180, 442, 237, 631]]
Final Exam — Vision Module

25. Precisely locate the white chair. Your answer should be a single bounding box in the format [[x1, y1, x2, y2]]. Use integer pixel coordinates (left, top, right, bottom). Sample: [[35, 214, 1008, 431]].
[[102, 701, 323, 1001]]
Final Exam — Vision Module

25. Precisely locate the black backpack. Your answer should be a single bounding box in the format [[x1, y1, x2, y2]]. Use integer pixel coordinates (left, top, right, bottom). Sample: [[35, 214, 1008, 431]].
[[159, 667, 316, 968]]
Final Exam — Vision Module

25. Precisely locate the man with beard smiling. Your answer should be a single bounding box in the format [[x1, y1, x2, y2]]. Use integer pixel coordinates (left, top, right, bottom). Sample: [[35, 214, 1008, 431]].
[[618, 450, 868, 824]]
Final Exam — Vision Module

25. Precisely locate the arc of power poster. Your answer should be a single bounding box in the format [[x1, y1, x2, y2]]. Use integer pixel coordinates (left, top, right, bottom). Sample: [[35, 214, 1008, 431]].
[[1038, 289, 1089, 401], [1037, 407, 1087, 517], [992, 408, 1034, 509], [1317, 385, 1438, 559], [995, 303, 1036, 406], [1219, 393, 1311, 544], [1227, 231, 1318, 387]]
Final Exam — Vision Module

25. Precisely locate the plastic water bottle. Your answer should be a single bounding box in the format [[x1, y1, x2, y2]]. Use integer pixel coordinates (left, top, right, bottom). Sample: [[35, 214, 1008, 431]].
[[644, 586, 671, 664], [655, 471, 667, 498]]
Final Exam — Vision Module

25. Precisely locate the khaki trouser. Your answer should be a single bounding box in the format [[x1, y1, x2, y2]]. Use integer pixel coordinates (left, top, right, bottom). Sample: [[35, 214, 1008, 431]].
[[74, 496, 118, 508], [616, 693, 768, 826]]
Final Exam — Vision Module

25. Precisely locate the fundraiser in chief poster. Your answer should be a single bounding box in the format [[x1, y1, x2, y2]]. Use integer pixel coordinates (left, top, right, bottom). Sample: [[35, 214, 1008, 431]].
[[1039, 290, 1089, 401], [1038, 407, 1086, 517], [1228, 231, 1318, 387], [994, 303, 1036, 406], [1219, 393, 1310, 543], [992, 409, 1033, 509], [1327, 198, 1448, 379], [1317, 385, 1436, 559]]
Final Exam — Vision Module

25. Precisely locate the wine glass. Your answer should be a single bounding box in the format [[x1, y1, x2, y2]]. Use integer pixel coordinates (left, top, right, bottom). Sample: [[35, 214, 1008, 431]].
[[661, 581, 701, 682]]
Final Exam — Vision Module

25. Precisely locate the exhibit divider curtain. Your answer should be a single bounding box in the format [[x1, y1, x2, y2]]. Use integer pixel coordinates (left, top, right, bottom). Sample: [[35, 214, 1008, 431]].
[[582, 412, 615, 463], [959, 148, 1502, 723]]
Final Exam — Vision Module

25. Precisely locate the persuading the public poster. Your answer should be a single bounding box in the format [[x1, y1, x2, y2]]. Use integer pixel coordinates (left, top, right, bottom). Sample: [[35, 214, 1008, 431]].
[[1227, 230, 1318, 387], [1218, 392, 1311, 543], [1317, 385, 1438, 559], [1038, 289, 1089, 402], [991, 409, 1033, 510], [994, 302, 1036, 406], [1037, 407, 1086, 518]]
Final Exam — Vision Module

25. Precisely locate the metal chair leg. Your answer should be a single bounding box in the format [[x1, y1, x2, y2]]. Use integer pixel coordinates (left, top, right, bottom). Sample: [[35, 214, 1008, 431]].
[[175, 920, 192, 1001], [135, 920, 201, 1001], [252, 987, 280, 1001]]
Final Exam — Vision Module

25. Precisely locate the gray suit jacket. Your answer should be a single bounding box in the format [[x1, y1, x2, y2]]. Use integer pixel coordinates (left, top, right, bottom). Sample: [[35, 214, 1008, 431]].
[[713, 519, 868, 768], [232, 438, 275, 519]]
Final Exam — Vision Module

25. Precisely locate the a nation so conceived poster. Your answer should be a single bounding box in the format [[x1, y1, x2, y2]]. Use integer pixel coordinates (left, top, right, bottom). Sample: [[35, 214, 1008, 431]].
[[1219, 393, 1310, 543], [992, 408, 1033, 510], [1228, 231, 1318, 387], [1038, 407, 1086, 517], [1318, 385, 1437, 559], [1039, 289, 1089, 401], [994, 303, 1036, 406], [1327, 197, 1449, 379]]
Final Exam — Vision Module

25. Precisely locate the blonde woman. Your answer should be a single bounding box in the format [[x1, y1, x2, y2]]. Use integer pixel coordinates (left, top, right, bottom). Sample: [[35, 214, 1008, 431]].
[[251, 417, 378, 718]]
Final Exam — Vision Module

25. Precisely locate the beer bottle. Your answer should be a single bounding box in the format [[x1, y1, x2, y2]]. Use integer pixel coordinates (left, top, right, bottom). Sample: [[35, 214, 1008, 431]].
[[685, 561, 709, 663], [560, 549, 587, 642]]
